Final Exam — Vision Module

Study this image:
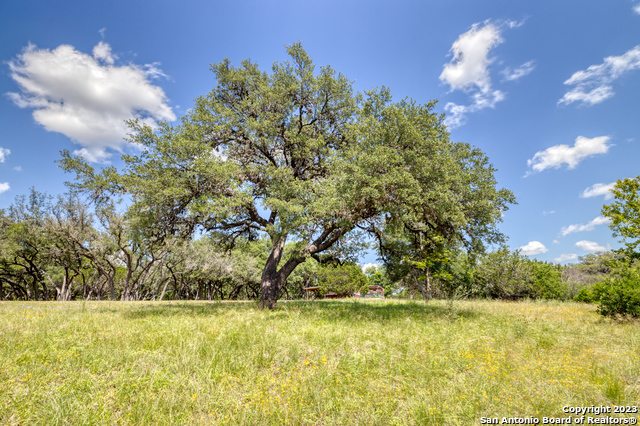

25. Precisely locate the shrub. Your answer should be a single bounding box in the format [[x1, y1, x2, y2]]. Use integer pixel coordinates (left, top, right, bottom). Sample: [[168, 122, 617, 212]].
[[573, 287, 595, 303], [591, 259, 640, 319], [316, 262, 369, 297], [475, 250, 567, 300], [594, 276, 640, 319], [530, 261, 567, 300]]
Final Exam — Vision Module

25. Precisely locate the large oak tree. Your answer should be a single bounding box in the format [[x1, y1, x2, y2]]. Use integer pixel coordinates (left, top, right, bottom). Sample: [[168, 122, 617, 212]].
[[60, 43, 515, 308]]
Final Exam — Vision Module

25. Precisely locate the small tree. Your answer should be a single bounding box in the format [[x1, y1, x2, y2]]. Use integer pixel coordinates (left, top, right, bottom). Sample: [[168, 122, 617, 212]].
[[474, 248, 534, 300], [404, 237, 455, 301], [602, 176, 640, 258], [591, 259, 640, 319], [316, 262, 368, 297], [529, 261, 566, 300], [594, 176, 640, 318]]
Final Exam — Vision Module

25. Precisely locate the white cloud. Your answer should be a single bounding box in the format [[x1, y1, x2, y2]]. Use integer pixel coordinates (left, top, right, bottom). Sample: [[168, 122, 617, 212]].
[[13, 166, 22, 172], [440, 21, 508, 128], [560, 216, 611, 237], [575, 240, 609, 253], [552, 240, 560, 244], [360, 263, 380, 272], [440, 21, 503, 93], [581, 182, 616, 200], [502, 61, 536, 81], [0, 147, 9, 163], [506, 19, 526, 29], [0, 183, 9, 194], [443, 90, 504, 128], [558, 86, 614, 106], [526, 136, 611, 175], [142, 62, 170, 80], [554, 253, 578, 263], [440, 20, 533, 128], [519, 241, 548, 256], [635, 4, 640, 14], [542, 210, 555, 216], [92, 41, 116, 65], [7, 42, 175, 163], [442, 103, 469, 128], [559, 45, 640, 106]]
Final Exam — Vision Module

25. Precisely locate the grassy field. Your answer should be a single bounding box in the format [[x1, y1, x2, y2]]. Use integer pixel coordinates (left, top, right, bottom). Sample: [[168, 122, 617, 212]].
[[1, 299, 639, 425]]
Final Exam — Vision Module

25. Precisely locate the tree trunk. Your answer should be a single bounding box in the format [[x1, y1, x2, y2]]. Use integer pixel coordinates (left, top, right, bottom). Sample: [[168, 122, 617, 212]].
[[60, 274, 68, 301], [158, 278, 170, 301], [414, 270, 428, 302], [259, 235, 287, 309], [260, 268, 283, 309], [109, 277, 115, 301], [196, 280, 203, 300], [259, 234, 306, 309]]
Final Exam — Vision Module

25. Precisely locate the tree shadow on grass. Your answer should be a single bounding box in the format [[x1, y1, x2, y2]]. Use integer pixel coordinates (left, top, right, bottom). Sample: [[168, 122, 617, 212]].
[[285, 299, 481, 322], [118, 301, 255, 319], [119, 299, 481, 322]]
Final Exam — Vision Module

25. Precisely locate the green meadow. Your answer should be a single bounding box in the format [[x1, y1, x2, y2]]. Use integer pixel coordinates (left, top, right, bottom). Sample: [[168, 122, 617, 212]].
[[1, 299, 639, 425]]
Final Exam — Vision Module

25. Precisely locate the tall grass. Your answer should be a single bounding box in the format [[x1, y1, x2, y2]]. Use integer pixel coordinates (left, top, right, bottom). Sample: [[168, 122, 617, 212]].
[[1, 299, 639, 425]]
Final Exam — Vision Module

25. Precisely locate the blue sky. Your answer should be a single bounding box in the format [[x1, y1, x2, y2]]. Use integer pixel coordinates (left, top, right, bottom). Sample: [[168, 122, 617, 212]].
[[1, 0, 640, 265]]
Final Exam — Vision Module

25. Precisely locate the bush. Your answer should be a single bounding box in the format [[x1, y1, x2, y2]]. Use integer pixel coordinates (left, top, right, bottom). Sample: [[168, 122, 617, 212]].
[[474, 249, 533, 300], [530, 261, 567, 300], [591, 259, 640, 319], [593, 277, 640, 319], [316, 262, 369, 297], [475, 249, 566, 300], [573, 287, 595, 303]]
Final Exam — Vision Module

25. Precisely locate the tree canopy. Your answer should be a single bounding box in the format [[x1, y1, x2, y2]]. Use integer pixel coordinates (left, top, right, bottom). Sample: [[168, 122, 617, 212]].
[[602, 175, 640, 258], [60, 43, 515, 308]]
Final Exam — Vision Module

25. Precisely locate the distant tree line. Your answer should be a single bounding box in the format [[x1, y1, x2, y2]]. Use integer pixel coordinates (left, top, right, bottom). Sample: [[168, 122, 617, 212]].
[[0, 188, 375, 301], [388, 247, 616, 303], [0, 188, 628, 307]]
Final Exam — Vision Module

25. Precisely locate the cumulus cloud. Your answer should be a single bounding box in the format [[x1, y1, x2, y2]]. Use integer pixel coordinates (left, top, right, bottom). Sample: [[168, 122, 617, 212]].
[[526, 136, 612, 175], [440, 21, 503, 92], [441, 20, 533, 128], [575, 240, 610, 253], [0, 183, 9, 194], [635, 4, 640, 14], [519, 241, 548, 256], [502, 61, 536, 81], [7, 42, 175, 162], [92, 41, 116, 65], [560, 216, 611, 237], [581, 182, 616, 200], [0, 147, 9, 163], [441, 21, 505, 128], [554, 253, 578, 263], [559, 45, 640, 106]]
